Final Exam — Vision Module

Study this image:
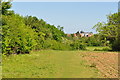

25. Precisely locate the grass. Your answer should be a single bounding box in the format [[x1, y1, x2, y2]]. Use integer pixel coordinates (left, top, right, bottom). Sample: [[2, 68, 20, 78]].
[[86, 46, 111, 51], [2, 50, 101, 78]]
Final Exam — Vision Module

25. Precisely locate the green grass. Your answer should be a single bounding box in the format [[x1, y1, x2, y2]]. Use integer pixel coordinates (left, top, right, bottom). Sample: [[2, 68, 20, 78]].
[[86, 46, 111, 51], [2, 50, 101, 78]]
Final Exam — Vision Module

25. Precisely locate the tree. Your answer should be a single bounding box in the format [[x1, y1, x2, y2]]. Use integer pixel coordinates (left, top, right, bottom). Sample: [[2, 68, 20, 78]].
[[80, 31, 84, 33], [57, 25, 64, 31], [1, 1, 72, 54], [2, 14, 37, 55], [1, 0, 14, 15], [93, 12, 120, 51]]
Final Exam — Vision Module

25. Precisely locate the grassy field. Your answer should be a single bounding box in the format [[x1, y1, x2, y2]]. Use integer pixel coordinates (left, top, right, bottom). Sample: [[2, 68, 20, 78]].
[[2, 50, 102, 78], [86, 46, 111, 51]]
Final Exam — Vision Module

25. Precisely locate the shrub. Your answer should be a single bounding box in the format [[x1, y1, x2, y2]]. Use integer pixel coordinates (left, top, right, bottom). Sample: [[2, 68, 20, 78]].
[[42, 40, 71, 50], [70, 41, 86, 50], [2, 14, 37, 55], [111, 40, 120, 51]]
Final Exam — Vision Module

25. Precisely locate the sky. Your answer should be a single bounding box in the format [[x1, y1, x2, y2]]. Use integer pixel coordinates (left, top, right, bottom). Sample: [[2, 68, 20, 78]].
[[11, 2, 118, 34], [13, 0, 119, 2]]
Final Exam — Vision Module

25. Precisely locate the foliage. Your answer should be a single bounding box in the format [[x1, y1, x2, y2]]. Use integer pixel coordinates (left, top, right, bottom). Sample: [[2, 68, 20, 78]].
[[93, 13, 120, 51], [2, 14, 37, 55], [1, 1, 69, 55], [70, 40, 86, 50], [2, 1, 118, 55], [85, 34, 110, 46], [1, 1, 14, 15], [42, 39, 71, 50], [24, 16, 65, 49], [111, 40, 120, 51]]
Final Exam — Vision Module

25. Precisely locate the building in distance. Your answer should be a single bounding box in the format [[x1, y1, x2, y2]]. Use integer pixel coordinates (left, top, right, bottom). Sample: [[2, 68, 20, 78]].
[[67, 31, 93, 37]]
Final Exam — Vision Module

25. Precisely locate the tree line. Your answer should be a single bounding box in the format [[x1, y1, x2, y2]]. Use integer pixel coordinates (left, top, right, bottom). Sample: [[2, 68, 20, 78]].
[[1, 1, 120, 55], [93, 12, 120, 51]]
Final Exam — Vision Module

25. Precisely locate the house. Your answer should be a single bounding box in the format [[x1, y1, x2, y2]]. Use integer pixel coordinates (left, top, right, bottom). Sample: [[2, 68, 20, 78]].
[[67, 31, 93, 37], [83, 32, 93, 37]]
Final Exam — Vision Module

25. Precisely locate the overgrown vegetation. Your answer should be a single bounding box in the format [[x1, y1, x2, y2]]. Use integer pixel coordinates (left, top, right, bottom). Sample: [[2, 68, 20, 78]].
[[93, 13, 120, 51], [1, 1, 120, 55], [1, 1, 70, 55], [1, 1, 87, 55]]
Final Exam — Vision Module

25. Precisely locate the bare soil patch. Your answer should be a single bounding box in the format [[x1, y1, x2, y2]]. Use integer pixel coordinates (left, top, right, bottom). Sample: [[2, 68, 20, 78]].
[[82, 51, 118, 78]]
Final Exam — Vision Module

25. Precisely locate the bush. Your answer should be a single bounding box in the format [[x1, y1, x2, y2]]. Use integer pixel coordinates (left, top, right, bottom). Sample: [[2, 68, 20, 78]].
[[42, 40, 71, 50], [70, 41, 86, 50], [111, 40, 120, 51], [2, 14, 37, 55]]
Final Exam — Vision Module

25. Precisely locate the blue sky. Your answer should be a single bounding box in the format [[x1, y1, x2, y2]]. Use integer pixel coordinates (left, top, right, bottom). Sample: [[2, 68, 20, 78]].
[[11, 2, 118, 33]]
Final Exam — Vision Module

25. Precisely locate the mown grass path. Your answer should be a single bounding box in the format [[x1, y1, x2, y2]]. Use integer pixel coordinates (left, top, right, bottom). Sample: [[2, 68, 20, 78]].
[[2, 50, 101, 78]]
